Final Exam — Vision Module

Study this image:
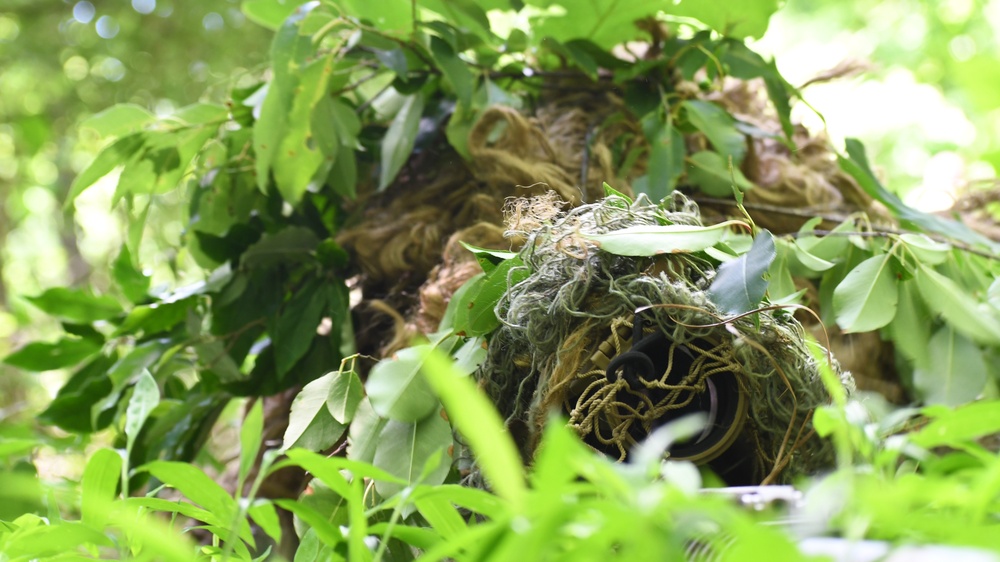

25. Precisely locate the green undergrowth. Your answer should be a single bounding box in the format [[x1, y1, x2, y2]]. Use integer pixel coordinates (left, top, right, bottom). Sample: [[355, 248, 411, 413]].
[[3, 349, 1000, 561]]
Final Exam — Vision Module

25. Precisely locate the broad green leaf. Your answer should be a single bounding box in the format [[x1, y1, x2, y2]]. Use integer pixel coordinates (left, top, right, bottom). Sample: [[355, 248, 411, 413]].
[[254, 6, 315, 193], [900, 233, 950, 265], [635, 117, 685, 200], [367, 344, 440, 422], [326, 367, 363, 424], [421, 349, 526, 509], [124, 370, 159, 457], [460, 242, 517, 273], [707, 230, 776, 315], [686, 150, 755, 197], [141, 460, 240, 522], [273, 54, 337, 205], [683, 100, 746, 165], [81, 103, 154, 137], [451, 257, 528, 337], [524, 0, 671, 48], [239, 400, 265, 491], [379, 92, 425, 191], [910, 400, 1000, 448], [113, 298, 192, 337], [241, 226, 320, 269], [274, 280, 326, 377], [372, 411, 453, 499], [242, 0, 301, 30], [767, 246, 798, 301], [347, 398, 387, 464], [66, 132, 146, 205], [25, 287, 122, 323], [284, 374, 349, 451], [668, 0, 781, 39], [80, 448, 122, 528], [796, 218, 853, 261], [792, 244, 836, 272], [913, 326, 988, 406], [327, 0, 412, 32], [248, 500, 283, 546], [430, 36, 473, 106], [585, 221, 746, 257], [915, 264, 1000, 345], [832, 254, 899, 332], [3, 338, 101, 371], [888, 281, 932, 366], [112, 246, 149, 303]]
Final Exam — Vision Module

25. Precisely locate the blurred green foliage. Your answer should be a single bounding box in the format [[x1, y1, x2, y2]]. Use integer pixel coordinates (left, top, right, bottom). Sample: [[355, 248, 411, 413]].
[[763, 0, 1000, 195], [0, 0, 270, 414]]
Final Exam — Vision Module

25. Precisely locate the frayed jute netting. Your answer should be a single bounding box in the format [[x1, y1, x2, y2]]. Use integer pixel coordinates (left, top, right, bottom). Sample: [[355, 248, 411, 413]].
[[471, 193, 854, 485]]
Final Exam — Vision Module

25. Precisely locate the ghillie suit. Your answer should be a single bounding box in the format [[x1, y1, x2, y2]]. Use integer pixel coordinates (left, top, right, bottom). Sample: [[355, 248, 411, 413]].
[[472, 193, 853, 485]]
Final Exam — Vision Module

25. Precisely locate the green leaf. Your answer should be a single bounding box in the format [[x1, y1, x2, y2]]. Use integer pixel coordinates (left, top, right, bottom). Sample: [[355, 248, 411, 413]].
[[636, 117, 685, 200], [347, 398, 389, 464], [25, 287, 122, 323], [81, 448, 122, 528], [686, 150, 754, 197], [239, 400, 265, 491], [372, 412, 453, 499], [273, 53, 337, 205], [832, 254, 899, 332], [524, 0, 670, 48], [460, 243, 517, 273], [430, 36, 473, 106], [910, 400, 1000, 448], [379, 92, 425, 191], [81, 103, 154, 137], [169, 103, 228, 125], [667, 0, 782, 39], [284, 374, 349, 451], [421, 348, 526, 509], [915, 264, 1000, 345], [125, 370, 159, 457], [888, 281, 932, 366], [366, 345, 441, 422], [113, 299, 192, 337], [112, 246, 149, 303], [706, 230, 776, 315], [274, 499, 343, 547], [241, 226, 320, 269], [274, 280, 326, 378], [585, 221, 745, 257], [3, 338, 101, 371], [913, 326, 988, 406], [2, 522, 114, 559], [839, 138, 999, 252], [254, 6, 316, 193], [248, 501, 283, 546], [451, 257, 528, 337], [326, 367, 363, 424], [242, 0, 302, 30], [683, 100, 746, 165], [141, 460, 240, 522], [900, 233, 950, 265], [415, 494, 468, 540], [66, 132, 145, 206]]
